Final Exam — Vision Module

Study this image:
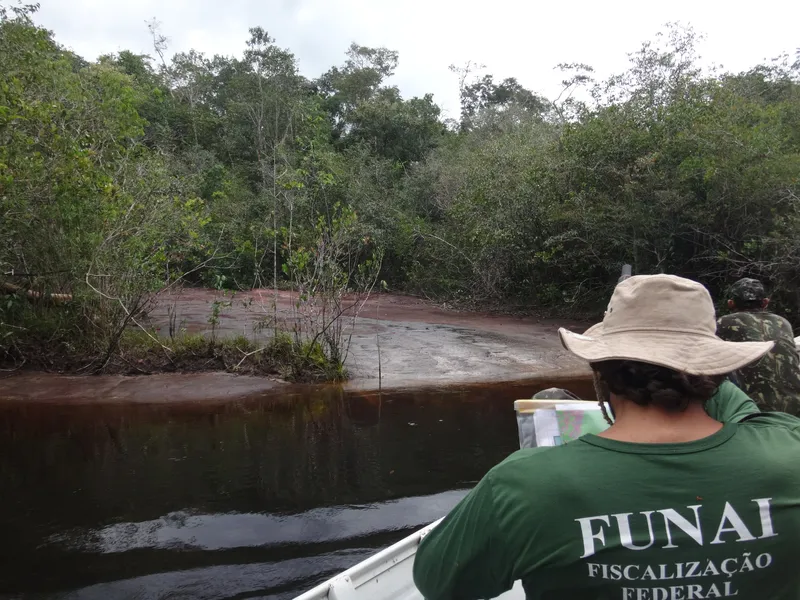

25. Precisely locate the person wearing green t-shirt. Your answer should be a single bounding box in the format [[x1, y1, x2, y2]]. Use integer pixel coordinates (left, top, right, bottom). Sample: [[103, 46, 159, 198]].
[[413, 274, 800, 600]]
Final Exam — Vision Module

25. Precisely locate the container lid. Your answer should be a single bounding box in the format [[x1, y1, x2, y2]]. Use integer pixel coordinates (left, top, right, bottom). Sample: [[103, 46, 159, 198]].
[[514, 399, 593, 413]]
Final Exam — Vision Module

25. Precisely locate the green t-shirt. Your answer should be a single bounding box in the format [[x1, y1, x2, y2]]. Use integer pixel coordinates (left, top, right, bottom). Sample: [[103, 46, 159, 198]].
[[413, 384, 800, 600], [704, 380, 760, 423]]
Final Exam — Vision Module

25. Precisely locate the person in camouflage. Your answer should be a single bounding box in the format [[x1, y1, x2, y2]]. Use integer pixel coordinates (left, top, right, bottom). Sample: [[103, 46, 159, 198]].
[[716, 277, 800, 415]]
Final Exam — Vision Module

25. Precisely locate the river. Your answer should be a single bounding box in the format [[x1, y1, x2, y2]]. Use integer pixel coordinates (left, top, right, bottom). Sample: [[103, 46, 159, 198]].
[[0, 378, 594, 599]]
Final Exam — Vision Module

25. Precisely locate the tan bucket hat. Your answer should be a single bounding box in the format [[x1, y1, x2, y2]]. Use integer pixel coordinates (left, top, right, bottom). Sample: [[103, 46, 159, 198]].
[[559, 274, 773, 375]]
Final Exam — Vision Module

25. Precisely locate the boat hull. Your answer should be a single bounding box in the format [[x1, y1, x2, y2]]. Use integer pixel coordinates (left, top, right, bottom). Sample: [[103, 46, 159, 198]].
[[293, 518, 525, 600]]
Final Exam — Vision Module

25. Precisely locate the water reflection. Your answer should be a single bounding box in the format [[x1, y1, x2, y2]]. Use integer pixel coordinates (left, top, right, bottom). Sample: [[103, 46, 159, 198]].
[[0, 377, 593, 599], [47, 490, 469, 554], [51, 554, 371, 600]]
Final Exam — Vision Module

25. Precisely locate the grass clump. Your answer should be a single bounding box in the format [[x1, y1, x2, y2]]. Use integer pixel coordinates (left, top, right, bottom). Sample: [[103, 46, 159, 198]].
[[115, 330, 345, 382], [1, 297, 346, 382]]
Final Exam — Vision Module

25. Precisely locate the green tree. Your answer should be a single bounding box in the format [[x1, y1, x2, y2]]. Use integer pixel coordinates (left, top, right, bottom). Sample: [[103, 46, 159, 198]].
[[317, 43, 399, 140], [0, 6, 208, 367]]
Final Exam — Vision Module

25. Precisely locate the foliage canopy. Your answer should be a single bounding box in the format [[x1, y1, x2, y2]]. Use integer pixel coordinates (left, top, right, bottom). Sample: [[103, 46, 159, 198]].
[[2, 7, 799, 375]]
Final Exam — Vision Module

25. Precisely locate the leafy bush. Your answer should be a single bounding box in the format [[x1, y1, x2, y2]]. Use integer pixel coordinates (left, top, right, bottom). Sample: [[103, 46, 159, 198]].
[[3, 9, 800, 379]]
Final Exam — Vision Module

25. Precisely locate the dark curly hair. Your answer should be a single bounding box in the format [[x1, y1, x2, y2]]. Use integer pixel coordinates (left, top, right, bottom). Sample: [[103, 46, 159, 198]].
[[591, 360, 722, 412]]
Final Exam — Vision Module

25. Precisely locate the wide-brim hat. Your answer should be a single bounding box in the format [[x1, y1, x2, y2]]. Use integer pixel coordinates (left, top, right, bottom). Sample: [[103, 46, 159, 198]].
[[559, 275, 773, 375]]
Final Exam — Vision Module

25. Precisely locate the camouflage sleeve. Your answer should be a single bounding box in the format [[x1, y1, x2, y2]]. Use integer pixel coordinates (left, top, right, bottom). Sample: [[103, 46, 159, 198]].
[[706, 380, 760, 422]]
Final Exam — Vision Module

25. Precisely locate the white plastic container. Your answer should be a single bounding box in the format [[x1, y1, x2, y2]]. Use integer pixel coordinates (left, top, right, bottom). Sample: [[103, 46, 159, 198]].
[[514, 399, 609, 448]]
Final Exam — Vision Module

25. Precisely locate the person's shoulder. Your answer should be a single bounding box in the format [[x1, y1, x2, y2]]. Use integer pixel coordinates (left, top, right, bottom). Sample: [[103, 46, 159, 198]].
[[706, 379, 760, 422], [717, 311, 741, 323], [718, 311, 758, 325], [763, 310, 789, 321], [739, 411, 800, 434], [494, 446, 555, 465], [488, 443, 589, 481], [716, 312, 755, 341], [716, 311, 752, 331], [762, 312, 794, 332]]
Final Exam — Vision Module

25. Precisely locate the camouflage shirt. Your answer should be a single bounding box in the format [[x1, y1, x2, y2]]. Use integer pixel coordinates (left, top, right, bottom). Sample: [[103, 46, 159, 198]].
[[716, 310, 800, 415]]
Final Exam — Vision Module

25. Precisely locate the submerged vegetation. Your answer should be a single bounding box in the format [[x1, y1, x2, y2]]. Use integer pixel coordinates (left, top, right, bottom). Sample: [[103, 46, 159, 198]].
[[1, 3, 799, 378]]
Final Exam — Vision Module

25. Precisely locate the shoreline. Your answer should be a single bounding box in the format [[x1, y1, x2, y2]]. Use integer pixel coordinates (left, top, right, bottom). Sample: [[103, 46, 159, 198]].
[[0, 366, 593, 406], [0, 291, 592, 405]]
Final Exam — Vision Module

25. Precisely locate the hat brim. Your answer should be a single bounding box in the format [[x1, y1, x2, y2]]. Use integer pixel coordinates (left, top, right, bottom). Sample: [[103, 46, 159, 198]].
[[559, 324, 773, 376]]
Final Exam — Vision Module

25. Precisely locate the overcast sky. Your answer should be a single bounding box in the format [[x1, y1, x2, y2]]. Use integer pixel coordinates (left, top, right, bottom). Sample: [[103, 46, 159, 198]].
[[35, 0, 799, 120]]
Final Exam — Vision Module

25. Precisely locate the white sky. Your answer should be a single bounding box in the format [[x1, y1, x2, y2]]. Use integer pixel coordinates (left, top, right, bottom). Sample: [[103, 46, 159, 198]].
[[35, 0, 799, 120]]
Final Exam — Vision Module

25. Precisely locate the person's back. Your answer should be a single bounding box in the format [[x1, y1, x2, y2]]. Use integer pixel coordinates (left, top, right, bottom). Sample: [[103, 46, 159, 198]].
[[413, 275, 800, 600], [716, 278, 800, 415], [414, 414, 800, 600]]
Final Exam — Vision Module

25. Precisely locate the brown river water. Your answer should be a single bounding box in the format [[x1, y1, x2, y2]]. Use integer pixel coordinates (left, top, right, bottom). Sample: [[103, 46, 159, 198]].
[[0, 377, 594, 599]]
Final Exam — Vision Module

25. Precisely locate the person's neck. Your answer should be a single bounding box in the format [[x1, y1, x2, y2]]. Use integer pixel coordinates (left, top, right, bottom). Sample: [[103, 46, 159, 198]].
[[736, 306, 767, 313], [598, 398, 723, 444]]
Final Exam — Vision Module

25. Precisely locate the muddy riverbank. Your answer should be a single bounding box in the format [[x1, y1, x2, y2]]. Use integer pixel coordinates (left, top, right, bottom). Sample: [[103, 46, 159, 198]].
[[0, 291, 591, 401], [148, 289, 589, 383], [0, 369, 593, 406]]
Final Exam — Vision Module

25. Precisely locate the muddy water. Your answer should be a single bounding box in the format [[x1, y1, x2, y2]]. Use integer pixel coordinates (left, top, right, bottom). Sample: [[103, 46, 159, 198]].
[[0, 378, 593, 599]]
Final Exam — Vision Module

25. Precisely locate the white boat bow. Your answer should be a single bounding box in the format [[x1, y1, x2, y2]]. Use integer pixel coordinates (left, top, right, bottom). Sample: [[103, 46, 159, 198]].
[[293, 518, 525, 600]]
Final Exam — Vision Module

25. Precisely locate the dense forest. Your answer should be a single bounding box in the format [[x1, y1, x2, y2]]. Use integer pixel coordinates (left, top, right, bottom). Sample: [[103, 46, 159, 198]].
[[1, 3, 799, 376]]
